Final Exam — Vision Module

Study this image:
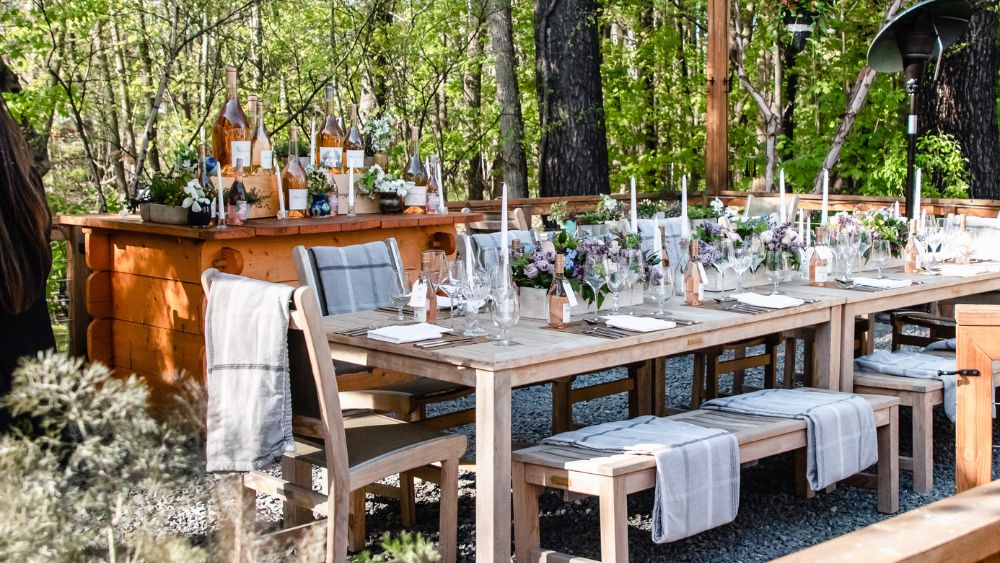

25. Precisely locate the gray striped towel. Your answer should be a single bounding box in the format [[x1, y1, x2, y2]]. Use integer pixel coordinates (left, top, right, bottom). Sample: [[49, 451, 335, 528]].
[[470, 230, 535, 264], [926, 338, 956, 351], [205, 273, 295, 472], [311, 242, 397, 314], [542, 415, 739, 543], [702, 389, 877, 491], [855, 350, 957, 422]]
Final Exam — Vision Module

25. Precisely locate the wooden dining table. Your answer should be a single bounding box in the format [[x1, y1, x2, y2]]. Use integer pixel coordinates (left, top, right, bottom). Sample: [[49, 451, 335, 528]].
[[323, 290, 848, 561]]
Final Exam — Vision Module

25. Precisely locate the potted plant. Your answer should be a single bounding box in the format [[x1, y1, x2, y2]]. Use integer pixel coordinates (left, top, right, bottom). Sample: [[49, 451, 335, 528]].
[[182, 180, 213, 226], [144, 173, 189, 225], [306, 165, 334, 217]]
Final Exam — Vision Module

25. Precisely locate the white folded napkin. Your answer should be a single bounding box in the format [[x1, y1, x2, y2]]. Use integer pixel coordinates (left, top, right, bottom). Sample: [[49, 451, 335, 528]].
[[936, 264, 992, 278], [605, 315, 677, 333], [367, 323, 450, 344], [851, 276, 912, 289], [734, 292, 804, 309]]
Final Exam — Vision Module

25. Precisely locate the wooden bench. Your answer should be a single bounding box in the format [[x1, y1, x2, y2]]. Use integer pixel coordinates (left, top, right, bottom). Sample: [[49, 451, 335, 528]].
[[512, 392, 899, 563]]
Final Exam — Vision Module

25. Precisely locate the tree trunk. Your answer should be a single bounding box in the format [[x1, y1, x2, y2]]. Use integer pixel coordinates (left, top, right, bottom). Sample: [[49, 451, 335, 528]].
[[917, 0, 1000, 199], [487, 0, 529, 198], [535, 0, 610, 197], [136, 9, 162, 172], [96, 28, 128, 199], [464, 4, 487, 200]]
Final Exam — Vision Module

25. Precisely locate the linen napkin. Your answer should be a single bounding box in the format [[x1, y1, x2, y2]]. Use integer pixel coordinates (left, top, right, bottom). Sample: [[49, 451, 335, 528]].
[[851, 276, 913, 289], [937, 264, 993, 278], [367, 323, 450, 344], [733, 292, 804, 309], [605, 315, 677, 333]]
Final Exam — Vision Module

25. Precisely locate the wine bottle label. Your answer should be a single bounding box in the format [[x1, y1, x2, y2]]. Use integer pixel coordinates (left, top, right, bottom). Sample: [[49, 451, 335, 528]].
[[346, 149, 365, 168], [813, 247, 833, 282], [563, 281, 578, 307], [319, 147, 343, 169], [414, 306, 427, 323], [562, 303, 571, 323], [409, 281, 427, 308], [230, 141, 251, 168], [288, 188, 308, 210], [260, 150, 273, 169], [426, 193, 440, 214], [237, 201, 248, 221]]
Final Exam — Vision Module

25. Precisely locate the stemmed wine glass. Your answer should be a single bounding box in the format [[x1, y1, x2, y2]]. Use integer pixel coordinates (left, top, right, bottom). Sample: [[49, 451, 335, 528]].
[[462, 269, 491, 337], [442, 259, 466, 328], [491, 287, 520, 346], [712, 239, 734, 301], [731, 238, 753, 295], [871, 239, 892, 278], [583, 254, 606, 321], [390, 268, 419, 322], [625, 249, 646, 314], [649, 261, 674, 318], [604, 257, 627, 314], [856, 228, 872, 265], [765, 250, 788, 295], [832, 232, 855, 281]]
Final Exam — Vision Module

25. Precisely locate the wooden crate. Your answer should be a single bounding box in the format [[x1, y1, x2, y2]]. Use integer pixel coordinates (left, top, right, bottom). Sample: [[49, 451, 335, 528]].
[[218, 174, 279, 219]]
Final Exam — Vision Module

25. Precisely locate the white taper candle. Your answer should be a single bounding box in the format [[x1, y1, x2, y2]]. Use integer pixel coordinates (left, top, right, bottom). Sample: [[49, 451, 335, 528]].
[[630, 176, 638, 233], [275, 163, 286, 219], [821, 168, 829, 225]]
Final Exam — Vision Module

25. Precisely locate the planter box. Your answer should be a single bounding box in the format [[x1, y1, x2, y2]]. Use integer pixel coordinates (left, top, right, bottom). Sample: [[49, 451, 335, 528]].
[[147, 203, 189, 225], [217, 174, 280, 219], [519, 286, 643, 320], [702, 267, 769, 292], [332, 174, 381, 214]]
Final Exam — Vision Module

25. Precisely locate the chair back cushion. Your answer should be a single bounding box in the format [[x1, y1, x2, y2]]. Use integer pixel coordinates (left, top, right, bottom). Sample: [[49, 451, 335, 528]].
[[310, 241, 398, 315], [470, 230, 536, 264]]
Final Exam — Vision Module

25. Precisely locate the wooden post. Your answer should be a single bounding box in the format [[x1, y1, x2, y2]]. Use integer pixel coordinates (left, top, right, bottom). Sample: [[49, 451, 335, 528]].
[[705, 0, 729, 200], [954, 305, 1000, 493], [66, 225, 91, 358]]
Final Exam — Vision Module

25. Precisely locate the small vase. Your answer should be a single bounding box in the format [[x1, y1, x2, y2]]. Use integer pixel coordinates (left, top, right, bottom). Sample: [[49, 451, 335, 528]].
[[327, 193, 339, 216], [379, 192, 403, 214], [373, 152, 389, 171], [309, 193, 331, 217], [189, 207, 212, 227]]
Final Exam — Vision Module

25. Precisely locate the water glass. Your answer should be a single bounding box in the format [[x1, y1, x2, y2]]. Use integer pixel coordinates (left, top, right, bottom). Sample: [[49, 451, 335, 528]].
[[584, 254, 606, 320], [871, 239, 891, 278], [731, 238, 753, 294], [649, 263, 674, 318], [491, 288, 520, 346], [604, 258, 627, 314], [462, 271, 491, 337], [712, 239, 734, 300], [390, 268, 419, 321], [625, 249, 646, 314], [765, 250, 787, 295]]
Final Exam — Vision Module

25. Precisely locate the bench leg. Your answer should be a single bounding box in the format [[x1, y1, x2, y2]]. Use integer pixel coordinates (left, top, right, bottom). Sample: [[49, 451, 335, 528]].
[[599, 478, 629, 562], [783, 338, 798, 389], [281, 454, 315, 527], [438, 459, 459, 563], [628, 361, 654, 417], [348, 490, 366, 552], [400, 471, 417, 526], [912, 396, 935, 494], [794, 448, 816, 499], [878, 405, 900, 513], [512, 462, 541, 562], [691, 353, 706, 409], [654, 357, 667, 416]]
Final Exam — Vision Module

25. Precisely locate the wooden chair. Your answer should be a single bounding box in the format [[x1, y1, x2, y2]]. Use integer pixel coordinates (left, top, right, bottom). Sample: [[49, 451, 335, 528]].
[[466, 206, 531, 232], [203, 269, 466, 562], [890, 310, 956, 351], [690, 334, 782, 408], [744, 194, 799, 221], [513, 390, 899, 562], [782, 317, 872, 389]]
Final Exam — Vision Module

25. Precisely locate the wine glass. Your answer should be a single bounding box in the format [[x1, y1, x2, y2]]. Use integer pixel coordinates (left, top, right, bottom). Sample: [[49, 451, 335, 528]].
[[462, 270, 491, 337], [765, 250, 788, 295], [871, 239, 892, 278], [442, 259, 466, 328], [649, 262, 674, 318], [731, 238, 753, 295], [955, 228, 976, 264], [390, 268, 419, 322], [625, 249, 646, 314], [583, 254, 606, 321], [856, 228, 873, 264], [491, 287, 520, 346], [832, 231, 855, 281], [604, 257, 627, 314], [712, 239, 734, 301]]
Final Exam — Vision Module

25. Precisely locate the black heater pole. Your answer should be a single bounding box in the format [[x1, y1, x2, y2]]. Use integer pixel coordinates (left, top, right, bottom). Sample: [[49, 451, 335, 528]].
[[898, 28, 934, 220], [904, 81, 920, 220]]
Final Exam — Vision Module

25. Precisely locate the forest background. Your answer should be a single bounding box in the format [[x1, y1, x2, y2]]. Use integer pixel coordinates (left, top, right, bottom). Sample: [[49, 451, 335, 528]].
[[2, 0, 998, 216]]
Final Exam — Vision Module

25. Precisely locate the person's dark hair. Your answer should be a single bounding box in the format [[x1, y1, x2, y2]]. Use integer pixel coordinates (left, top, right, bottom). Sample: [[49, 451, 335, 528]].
[[0, 98, 51, 315]]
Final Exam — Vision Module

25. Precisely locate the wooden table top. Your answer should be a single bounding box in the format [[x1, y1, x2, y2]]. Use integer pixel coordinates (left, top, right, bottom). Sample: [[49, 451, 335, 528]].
[[57, 212, 484, 240]]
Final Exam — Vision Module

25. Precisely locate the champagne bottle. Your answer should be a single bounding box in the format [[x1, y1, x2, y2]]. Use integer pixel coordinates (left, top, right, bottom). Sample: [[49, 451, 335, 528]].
[[317, 85, 345, 171], [426, 155, 440, 215], [547, 254, 571, 328], [402, 127, 428, 212], [904, 219, 920, 273], [684, 239, 703, 306], [226, 159, 249, 225], [211, 66, 252, 175], [282, 126, 309, 219], [251, 99, 274, 174], [809, 226, 831, 285], [344, 103, 365, 172], [414, 253, 438, 324]]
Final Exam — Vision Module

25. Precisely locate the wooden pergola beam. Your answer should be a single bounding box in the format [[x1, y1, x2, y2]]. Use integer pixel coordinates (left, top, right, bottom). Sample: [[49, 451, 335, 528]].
[[705, 0, 729, 201]]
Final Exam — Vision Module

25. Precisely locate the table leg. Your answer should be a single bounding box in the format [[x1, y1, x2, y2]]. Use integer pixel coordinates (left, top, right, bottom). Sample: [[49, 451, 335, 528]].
[[812, 305, 843, 391], [476, 370, 512, 562], [839, 304, 858, 392]]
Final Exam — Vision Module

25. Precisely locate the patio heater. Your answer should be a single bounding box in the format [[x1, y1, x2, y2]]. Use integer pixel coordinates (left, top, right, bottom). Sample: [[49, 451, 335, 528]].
[[866, 0, 971, 220]]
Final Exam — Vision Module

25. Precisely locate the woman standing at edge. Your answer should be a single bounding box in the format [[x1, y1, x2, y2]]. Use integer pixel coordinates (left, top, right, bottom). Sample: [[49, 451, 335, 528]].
[[0, 98, 55, 431]]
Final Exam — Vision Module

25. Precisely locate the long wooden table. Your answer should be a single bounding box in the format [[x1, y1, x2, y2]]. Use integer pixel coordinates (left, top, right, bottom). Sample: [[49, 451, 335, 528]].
[[324, 292, 847, 561]]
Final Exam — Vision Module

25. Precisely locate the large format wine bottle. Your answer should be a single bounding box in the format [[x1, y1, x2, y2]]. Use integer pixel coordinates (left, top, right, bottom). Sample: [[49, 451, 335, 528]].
[[344, 103, 365, 172], [402, 127, 428, 212], [282, 126, 309, 219], [317, 85, 344, 171], [251, 100, 273, 174], [546, 254, 571, 328], [211, 66, 252, 176]]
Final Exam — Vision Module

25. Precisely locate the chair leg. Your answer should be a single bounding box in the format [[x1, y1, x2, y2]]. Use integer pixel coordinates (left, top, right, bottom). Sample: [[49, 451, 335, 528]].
[[732, 346, 747, 394], [763, 337, 777, 390], [783, 338, 797, 389], [438, 459, 459, 563], [348, 490, 366, 552], [281, 454, 315, 528], [233, 475, 257, 563], [399, 472, 417, 526], [878, 406, 900, 514], [706, 350, 721, 401], [513, 461, 541, 563], [328, 483, 350, 563], [794, 448, 815, 499], [598, 477, 629, 562], [628, 361, 654, 417], [912, 396, 935, 494], [691, 353, 706, 409], [653, 357, 667, 416], [551, 377, 573, 435]]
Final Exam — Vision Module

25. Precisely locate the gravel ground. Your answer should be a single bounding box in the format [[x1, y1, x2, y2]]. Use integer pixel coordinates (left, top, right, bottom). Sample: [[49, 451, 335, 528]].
[[155, 322, 1000, 561]]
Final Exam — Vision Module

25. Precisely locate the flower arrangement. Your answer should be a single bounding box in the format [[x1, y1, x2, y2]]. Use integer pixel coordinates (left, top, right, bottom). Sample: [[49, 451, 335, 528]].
[[510, 231, 628, 306], [306, 165, 336, 196], [635, 199, 671, 219], [549, 201, 570, 225], [829, 210, 863, 237], [360, 164, 406, 198], [181, 180, 211, 213], [860, 207, 907, 257], [173, 144, 199, 177], [597, 194, 627, 221], [760, 222, 804, 268], [663, 203, 724, 219], [363, 113, 394, 154], [731, 215, 769, 242]]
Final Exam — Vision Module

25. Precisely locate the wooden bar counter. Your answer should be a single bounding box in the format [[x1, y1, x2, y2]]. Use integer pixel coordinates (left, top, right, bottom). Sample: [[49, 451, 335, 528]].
[[58, 212, 482, 392]]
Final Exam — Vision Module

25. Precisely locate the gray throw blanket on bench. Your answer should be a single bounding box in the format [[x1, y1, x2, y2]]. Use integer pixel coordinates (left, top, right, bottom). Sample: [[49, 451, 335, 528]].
[[702, 389, 877, 491], [855, 350, 957, 422], [542, 415, 739, 543], [205, 273, 296, 472]]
